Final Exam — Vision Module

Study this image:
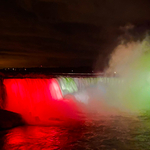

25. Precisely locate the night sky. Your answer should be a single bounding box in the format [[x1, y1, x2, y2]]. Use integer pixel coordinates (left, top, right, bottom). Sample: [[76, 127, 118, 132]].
[[0, 0, 150, 69]]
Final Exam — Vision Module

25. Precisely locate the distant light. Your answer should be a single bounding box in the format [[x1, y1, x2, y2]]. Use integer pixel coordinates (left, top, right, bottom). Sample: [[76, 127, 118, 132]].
[[71, 70, 73, 72], [114, 72, 116, 74], [24, 68, 26, 71], [12, 68, 14, 70], [8, 68, 9, 70]]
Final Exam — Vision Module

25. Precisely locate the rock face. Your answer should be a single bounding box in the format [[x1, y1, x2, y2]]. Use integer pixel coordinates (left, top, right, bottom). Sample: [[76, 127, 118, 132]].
[[0, 109, 25, 130]]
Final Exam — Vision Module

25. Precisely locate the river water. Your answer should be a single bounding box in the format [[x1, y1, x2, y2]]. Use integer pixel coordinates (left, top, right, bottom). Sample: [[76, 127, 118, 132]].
[[1, 114, 150, 150]]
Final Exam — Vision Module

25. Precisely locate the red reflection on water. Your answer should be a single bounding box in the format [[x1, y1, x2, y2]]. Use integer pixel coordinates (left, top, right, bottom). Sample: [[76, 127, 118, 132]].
[[3, 126, 84, 150], [3, 79, 82, 125]]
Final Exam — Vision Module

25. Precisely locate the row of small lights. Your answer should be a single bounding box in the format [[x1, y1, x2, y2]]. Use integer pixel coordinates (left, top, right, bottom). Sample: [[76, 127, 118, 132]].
[[4, 65, 44, 71], [4, 67, 96, 73], [4, 68, 27, 71]]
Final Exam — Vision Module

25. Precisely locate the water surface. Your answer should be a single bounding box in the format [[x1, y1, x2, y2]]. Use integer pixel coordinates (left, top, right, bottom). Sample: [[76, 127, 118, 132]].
[[1, 114, 150, 150]]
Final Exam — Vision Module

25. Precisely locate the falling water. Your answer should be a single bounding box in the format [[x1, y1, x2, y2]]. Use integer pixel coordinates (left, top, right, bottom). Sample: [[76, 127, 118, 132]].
[[3, 78, 83, 125], [2, 76, 123, 125]]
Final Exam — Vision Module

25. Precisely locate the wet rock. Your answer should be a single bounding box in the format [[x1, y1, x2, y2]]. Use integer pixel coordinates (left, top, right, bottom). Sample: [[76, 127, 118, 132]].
[[0, 109, 25, 130]]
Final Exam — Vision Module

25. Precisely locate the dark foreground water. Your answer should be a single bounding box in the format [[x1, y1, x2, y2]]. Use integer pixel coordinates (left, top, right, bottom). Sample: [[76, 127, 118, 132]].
[[0, 114, 150, 150]]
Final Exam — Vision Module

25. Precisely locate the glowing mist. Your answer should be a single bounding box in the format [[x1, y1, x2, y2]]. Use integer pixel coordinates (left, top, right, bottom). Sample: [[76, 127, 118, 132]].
[[105, 36, 150, 113]]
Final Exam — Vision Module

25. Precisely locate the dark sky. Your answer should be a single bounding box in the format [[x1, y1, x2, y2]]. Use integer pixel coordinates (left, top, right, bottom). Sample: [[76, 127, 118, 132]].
[[0, 0, 150, 69]]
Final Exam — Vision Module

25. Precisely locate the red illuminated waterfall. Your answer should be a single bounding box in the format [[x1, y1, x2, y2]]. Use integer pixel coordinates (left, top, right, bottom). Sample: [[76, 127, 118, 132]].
[[3, 79, 81, 125]]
